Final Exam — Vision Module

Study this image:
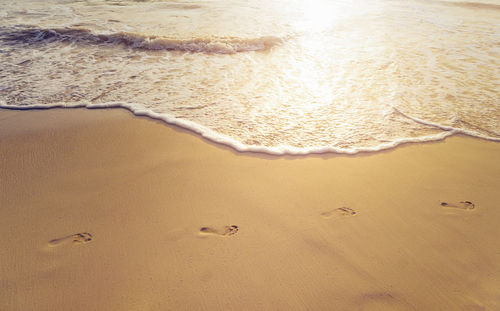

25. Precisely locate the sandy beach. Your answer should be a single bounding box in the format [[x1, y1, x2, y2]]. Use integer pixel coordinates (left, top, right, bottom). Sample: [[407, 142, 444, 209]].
[[0, 107, 499, 310]]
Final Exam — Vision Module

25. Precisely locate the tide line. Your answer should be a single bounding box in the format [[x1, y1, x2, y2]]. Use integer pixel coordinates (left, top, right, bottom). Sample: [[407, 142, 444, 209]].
[[1, 101, 497, 156]]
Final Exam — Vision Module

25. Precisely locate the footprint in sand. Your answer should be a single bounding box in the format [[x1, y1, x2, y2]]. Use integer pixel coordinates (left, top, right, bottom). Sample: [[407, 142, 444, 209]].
[[199, 225, 238, 237], [48, 232, 93, 247], [321, 207, 357, 219], [440, 201, 475, 210]]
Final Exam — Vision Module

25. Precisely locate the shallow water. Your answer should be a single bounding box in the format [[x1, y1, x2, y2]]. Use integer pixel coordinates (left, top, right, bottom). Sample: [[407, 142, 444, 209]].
[[0, 0, 499, 154]]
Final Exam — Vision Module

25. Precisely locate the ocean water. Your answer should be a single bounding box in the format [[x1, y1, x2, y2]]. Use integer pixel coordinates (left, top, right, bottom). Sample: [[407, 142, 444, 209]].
[[0, 0, 498, 154]]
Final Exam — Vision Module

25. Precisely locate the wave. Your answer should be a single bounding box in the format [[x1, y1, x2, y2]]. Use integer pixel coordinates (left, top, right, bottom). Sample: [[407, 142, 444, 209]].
[[0, 26, 284, 54], [1, 101, 498, 156]]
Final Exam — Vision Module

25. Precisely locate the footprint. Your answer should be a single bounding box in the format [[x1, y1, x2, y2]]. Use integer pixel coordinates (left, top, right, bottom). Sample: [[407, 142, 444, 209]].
[[321, 207, 357, 219], [48, 232, 93, 247], [440, 201, 475, 210], [199, 225, 238, 237]]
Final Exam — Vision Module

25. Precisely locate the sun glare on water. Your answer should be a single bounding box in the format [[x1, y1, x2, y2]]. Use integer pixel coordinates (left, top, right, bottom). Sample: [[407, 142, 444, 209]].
[[302, 0, 340, 32]]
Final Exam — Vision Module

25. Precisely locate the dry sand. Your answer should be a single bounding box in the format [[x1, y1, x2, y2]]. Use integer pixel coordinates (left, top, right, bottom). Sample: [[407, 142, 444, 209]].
[[0, 108, 499, 311]]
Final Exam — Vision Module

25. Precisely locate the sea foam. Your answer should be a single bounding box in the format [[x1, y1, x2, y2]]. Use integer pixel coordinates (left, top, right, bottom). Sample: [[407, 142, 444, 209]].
[[0, 27, 284, 54]]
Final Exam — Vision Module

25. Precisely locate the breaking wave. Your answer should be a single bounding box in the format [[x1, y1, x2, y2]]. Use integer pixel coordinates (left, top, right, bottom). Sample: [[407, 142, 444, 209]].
[[0, 26, 284, 54]]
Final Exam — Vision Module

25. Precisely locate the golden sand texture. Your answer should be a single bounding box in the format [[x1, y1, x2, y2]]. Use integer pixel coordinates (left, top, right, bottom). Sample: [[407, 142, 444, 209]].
[[0, 108, 499, 310]]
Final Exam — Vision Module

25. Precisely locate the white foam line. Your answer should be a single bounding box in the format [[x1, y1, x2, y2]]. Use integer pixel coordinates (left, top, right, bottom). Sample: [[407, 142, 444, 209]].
[[0, 101, 497, 155], [393, 106, 500, 142]]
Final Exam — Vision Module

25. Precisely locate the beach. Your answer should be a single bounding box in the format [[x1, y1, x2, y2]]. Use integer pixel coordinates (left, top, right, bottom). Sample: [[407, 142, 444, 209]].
[[1, 107, 499, 310]]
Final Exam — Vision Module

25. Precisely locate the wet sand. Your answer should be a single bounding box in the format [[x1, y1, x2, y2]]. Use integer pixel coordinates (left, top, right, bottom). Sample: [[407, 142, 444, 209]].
[[0, 108, 499, 310]]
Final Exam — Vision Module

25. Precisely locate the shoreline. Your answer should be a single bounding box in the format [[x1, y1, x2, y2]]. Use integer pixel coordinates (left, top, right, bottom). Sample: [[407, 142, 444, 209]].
[[1, 107, 499, 310], [1, 104, 498, 156]]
